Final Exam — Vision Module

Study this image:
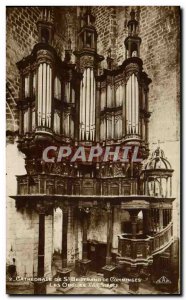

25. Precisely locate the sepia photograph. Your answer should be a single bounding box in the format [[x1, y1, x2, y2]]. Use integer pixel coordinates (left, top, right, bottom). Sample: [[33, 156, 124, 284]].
[[6, 5, 180, 295]]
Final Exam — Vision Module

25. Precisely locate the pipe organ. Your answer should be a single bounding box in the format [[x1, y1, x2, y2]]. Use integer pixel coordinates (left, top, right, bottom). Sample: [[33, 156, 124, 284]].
[[14, 8, 177, 289], [17, 8, 151, 157]]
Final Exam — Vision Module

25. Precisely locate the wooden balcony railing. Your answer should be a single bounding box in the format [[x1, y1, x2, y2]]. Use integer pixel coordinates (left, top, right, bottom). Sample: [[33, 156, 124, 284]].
[[16, 174, 137, 197], [152, 222, 173, 255]]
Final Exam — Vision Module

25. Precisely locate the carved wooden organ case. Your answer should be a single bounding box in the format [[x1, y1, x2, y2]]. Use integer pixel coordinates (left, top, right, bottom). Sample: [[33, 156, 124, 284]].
[[16, 8, 152, 182]]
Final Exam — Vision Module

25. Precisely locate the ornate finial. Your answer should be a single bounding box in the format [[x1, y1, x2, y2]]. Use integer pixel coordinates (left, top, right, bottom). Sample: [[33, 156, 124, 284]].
[[153, 146, 165, 159], [124, 7, 141, 58], [107, 48, 114, 69], [37, 7, 54, 44], [155, 147, 161, 157], [65, 38, 72, 63], [107, 48, 112, 58], [86, 6, 91, 15], [130, 9, 136, 20], [67, 38, 72, 50], [40, 8, 53, 23]]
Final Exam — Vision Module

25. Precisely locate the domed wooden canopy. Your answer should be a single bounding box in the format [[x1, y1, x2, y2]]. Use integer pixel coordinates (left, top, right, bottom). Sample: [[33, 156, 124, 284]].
[[144, 147, 172, 170]]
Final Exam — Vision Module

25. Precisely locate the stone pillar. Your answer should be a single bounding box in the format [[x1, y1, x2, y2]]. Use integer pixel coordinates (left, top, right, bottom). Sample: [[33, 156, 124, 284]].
[[159, 208, 163, 230], [34, 210, 46, 295], [130, 210, 139, 239], [61, 206, 68, 268], [102, 203, 116, 285], [82, 210, 88, 260], [106, 203, 113, 265], [57, 205, 72, 293], [79, 207, 91, 276], [143, 210, 149, 235]]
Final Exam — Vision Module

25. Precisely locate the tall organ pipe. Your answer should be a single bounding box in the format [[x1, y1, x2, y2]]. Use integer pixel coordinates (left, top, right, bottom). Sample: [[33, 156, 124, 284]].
[[42, 63, 46, 126], [90, 68, 94, 140], [82, 70, 86, 139], [92, 75, 95, 141], [38, 64, 42, 126], [37, 63, 52, 128], [126, 74, 139, 135], [135, 76, 139, 134], [85, 68, 90, 140], [79, 68, 96, 141]]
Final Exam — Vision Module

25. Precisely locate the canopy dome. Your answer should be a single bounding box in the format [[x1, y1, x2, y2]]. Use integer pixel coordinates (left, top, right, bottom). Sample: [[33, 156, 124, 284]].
[[144, 147, 172, 170]]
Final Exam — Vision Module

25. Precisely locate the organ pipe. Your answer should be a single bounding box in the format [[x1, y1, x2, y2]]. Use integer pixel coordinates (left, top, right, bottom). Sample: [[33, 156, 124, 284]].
[[107, 85, 112, 108], [86, 68, 90, 140], [24, 76, 29, 98], [33, 73, 36, 96], [82, 69, 86, 139], [93, 74, 96, 141], [32, 109, 35, 130], [24, 110, 28, 133], [135, 76, 139, 134], [37, 63, 52, 128], [90, 68, 94, 140], [38, 64, 42, 126], [54, 77, 61, 100], [79, 67, 96, 141], [126, 74, 139, 135], [42, 63, 46, 125]]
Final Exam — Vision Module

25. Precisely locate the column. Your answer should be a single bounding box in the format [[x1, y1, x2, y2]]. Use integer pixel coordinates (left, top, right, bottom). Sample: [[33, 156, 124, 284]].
[[79, 208, 91, 276], [166, 177, 168, 197], [102, 203, 116, 285], [82, 210, 88, 260], [19, 109, 23, 135], [57, 205, 72, 292], [145, 119, 149, 145], [170, 177, 172, 197], [34, 211, 46, 294], [159, 209, 163, 231], [129, 209, 140, 294], [61, 207, 68, 268], [106, 203, 113, 265], [143, 210, 150, 235], [130, 210, 138, 239], [123, 83, 126, 136]]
